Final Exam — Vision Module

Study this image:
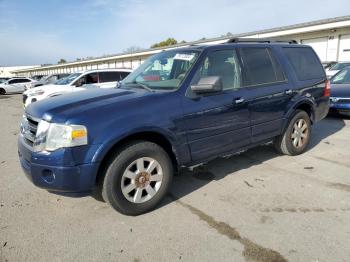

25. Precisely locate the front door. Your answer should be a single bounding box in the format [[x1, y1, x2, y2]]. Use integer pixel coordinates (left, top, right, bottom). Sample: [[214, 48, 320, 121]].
[[182, 48, 251, 162]]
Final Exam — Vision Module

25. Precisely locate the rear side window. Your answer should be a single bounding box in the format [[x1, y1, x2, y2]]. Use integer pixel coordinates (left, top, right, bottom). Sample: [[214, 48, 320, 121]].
[[9, 79, 30, 84], [240, 47, 285, 86], [100, 72, 130, 83], [283, 47, 324, 81]]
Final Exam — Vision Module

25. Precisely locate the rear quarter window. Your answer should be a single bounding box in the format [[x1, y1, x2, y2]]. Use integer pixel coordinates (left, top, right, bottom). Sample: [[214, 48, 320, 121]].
[[240, 47, 285, 86], [283, 47, 325, 81]]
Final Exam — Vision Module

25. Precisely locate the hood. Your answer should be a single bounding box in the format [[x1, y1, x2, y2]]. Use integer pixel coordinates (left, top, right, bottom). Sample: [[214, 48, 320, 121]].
[[24, 84, 65, 95], [26, 88, 149, 123], [330, 84, 350, 97]]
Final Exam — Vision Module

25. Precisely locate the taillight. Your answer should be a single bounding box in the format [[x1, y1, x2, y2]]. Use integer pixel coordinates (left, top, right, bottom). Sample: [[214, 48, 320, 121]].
[[324, 80, 330, 97]]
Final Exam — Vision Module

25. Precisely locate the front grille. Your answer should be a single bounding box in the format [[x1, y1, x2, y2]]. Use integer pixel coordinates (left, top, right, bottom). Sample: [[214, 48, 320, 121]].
[[21, 115, 39, 148]]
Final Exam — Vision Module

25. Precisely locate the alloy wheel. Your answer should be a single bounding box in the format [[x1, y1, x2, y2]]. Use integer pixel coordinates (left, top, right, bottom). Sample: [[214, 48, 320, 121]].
[[291, 119, 309, 148], [121, 157, 163, 203]]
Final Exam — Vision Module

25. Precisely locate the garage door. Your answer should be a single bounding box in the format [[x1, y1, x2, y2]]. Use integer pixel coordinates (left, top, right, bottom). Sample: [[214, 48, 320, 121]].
[[301, 37, 328, 62], [338, 34, 350, 61]]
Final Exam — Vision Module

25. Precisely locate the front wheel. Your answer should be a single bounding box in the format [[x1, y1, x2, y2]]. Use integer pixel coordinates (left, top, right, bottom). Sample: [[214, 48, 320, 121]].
[[274, 110, 311, 156], [102, 141, 173, 216], [0, 88, 5, 95]]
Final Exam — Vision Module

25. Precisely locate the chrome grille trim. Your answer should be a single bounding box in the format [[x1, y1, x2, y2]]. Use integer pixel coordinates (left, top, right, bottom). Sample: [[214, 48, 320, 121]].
[[21, 114, 40, 148]]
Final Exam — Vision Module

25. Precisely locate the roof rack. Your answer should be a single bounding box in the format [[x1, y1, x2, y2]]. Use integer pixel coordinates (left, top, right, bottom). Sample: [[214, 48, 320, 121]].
[[227, 38, 298, 44]]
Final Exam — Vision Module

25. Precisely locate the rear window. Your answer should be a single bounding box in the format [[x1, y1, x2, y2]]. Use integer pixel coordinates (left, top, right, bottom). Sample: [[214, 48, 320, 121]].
[[100, 71, 130, 83], [240, 47, 285, 86], [283, 47, 324, 81]]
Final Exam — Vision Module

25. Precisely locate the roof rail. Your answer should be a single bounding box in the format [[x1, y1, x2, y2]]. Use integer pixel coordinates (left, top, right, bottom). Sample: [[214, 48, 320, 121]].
[[227, 38, 298, 44]]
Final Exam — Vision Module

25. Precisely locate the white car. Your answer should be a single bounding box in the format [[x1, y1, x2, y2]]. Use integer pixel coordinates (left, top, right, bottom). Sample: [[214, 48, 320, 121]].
[[0, 77, 36, 95], [23, 68, 132, 107], [326, 62, 350, 78]]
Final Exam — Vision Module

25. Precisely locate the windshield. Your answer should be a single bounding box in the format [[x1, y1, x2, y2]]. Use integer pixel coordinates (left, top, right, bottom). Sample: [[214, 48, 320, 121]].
[[55, 73, 81, 85], [330, 63, 350, 71], [331, 68, 350, 84], [0, 78, 9, 84], [121, 50, 200, 90]]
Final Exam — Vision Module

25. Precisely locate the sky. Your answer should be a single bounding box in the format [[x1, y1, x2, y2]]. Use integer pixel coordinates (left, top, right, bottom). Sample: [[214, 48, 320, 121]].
[[0, 0, 349, 66]]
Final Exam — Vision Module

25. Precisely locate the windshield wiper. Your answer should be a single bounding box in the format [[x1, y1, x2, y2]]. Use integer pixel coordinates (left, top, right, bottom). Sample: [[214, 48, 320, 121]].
[[124, 82, 155, 92]]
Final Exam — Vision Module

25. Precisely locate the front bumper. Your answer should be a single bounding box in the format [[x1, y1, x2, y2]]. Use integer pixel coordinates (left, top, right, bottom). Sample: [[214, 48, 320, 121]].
[[18, 135, 100, 193]]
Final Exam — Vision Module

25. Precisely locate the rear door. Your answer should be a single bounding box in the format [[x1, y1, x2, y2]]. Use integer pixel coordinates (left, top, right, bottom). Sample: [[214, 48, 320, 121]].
[[182, 48, 251, 162], [238, 46, 293, 143]]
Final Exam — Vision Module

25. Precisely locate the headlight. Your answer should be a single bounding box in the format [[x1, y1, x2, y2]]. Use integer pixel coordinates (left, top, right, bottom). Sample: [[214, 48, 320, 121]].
[[33, 120, 88, 152]]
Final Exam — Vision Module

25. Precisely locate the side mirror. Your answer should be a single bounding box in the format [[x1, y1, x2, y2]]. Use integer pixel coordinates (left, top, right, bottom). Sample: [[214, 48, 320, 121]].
[[74, 79, 85, 87], [191, 76, 222, 94]]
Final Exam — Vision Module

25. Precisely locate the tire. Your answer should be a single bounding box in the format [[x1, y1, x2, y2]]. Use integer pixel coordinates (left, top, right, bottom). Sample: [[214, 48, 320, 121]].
[[102, 141, 173, 216], [0, 88, 5, 95], [274, 110, 311, 156]]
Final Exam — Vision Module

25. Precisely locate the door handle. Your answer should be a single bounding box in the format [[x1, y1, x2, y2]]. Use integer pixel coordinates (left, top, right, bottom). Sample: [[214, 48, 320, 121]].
[[234, 98, 245, 104], [285, 89, 293, 95]]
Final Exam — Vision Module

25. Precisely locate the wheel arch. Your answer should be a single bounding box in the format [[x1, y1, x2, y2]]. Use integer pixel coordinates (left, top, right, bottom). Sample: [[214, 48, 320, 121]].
[[282, 98, 316, 133], [94, 130, 179, 186]]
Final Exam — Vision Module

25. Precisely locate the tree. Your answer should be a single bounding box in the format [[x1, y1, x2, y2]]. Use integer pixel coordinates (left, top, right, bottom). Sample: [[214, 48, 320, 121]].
[[123, 46, 144, 54], [151, 38, 178, 48], [57, 58, 67, 64]]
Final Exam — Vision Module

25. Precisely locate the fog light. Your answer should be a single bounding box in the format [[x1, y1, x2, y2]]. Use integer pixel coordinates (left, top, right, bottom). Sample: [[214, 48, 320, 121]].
[[41, 169, 55, 184]]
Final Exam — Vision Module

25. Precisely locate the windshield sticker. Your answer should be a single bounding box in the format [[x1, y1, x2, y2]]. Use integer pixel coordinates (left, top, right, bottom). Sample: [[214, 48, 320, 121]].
[[174, 53, 195, 61]]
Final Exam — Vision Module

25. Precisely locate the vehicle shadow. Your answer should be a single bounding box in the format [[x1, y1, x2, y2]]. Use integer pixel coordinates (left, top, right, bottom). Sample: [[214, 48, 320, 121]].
[[159, 115, 346, 209], [0, 95, 12, 100], [308, 114, 347, 149]]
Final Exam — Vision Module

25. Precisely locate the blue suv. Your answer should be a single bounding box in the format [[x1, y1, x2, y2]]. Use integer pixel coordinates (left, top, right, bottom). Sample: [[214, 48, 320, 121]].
[[18, 39, 330, 215]]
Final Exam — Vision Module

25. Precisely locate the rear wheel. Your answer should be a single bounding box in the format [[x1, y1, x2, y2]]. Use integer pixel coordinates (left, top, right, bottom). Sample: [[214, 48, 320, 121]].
[[274, 110, 311, 155], [102, 141, 173, 216], [0, 88, 5, 95]]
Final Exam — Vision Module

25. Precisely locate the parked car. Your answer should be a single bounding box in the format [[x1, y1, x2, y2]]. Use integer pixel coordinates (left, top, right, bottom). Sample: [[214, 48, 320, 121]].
[[31, 75, 45, 81], [0, 77, 10, 84], [30, 74, 70, 88], [18, 39, 329, 215], [0, 77, 36, 95], [326, 62, 350, 78], [23, 69, 132, 106], [329, 67, 350, 116], [322, 61, 337, 70]]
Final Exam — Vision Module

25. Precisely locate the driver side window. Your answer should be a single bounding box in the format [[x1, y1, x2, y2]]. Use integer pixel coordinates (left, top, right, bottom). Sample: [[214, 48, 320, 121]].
[[192, 49, 242, 90]]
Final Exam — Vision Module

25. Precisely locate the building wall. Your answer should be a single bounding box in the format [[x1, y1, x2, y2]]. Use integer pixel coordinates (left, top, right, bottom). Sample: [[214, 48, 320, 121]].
[[0, 65, 39, 77]]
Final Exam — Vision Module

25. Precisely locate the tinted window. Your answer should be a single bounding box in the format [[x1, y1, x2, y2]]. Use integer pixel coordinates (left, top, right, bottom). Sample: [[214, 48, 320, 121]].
[[330, 63, 350, 71], [9, 79, 25, 84], [192, 49, 242, 90], [99, 71, 129, 83], [85, 73, 98, 84], [331, 68, 350, 84], [240, 48, 285, 86], [284, 47, 325, 81]]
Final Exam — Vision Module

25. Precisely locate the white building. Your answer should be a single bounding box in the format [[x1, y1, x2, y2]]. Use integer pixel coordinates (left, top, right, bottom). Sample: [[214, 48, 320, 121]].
[[1, 65, 39, 77], [12, 15, 350, 77]]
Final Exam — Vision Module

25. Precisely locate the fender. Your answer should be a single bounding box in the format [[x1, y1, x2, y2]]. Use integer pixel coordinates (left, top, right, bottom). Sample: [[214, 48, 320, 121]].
[[281, 96, 316, 132], [91, 125, 188, 165]]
